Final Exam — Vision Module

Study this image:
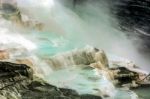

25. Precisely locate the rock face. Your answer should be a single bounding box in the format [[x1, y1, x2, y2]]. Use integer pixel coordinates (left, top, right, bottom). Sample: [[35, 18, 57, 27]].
[[45, 47, 150, 88], [0, 3, 43, 30], [46, 47, 109, 70], [0, 62, 102, 99], [111, 0, 150, 50], [0, 3, 22, 24], [0, 62, 32, 99], [110, 61, 150, 88]]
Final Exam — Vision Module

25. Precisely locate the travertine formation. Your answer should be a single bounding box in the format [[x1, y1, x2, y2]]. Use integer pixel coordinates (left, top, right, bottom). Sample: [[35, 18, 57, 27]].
[[0, 3, 43, 30], [46, 47, 150, 88], [46, 47, 108, 70]]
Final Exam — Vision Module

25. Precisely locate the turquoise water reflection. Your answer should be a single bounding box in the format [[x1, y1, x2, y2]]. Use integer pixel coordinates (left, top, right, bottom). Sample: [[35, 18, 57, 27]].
[[45, 66, 138, 99], [26, 31, 85, 56]]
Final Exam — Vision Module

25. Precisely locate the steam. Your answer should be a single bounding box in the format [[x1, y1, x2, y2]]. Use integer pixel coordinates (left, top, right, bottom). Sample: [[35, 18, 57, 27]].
[[56, 0, 150, 69], [0, 19, 36, 51], [1, 0, 149, 69], [0, 1, 146, 98]]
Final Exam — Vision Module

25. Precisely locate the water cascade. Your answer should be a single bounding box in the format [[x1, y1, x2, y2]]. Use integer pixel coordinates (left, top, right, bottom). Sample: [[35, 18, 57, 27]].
[[0, 0, 149, 99]]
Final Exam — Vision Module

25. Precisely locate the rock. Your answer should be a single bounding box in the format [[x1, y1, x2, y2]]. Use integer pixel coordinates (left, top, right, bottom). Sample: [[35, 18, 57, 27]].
[[0, 3, 44, 31], [0, 50, 9, 60], [0, 62, 33, 79], [0, 62, 32, 99], [0, 3, 22, 24], [15, 58, 36, 74], [93, 50, 109, 68], [16, 59, 33, 67], [90, 61, 106, 70], [112, 67, 139, 85], [0, 95, 7, 99], [46, 46, 109, 70], [90, 50, 109, 70], [59, 88, 79, 96], [0, 62, 102, 99], [108, 60, 150, 87], [80, 94, 102, 99], [0, 3, 18, 15]]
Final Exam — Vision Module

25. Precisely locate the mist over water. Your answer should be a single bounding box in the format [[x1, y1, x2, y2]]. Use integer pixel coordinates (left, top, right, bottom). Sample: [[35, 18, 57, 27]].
[[0, 0, 149, 98], [0, 0, 149, 69], [15, 0, 150, 70]]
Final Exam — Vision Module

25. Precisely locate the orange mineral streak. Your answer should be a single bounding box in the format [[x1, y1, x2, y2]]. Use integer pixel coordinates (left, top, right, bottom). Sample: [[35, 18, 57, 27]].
[[0, 50, 9, 60]]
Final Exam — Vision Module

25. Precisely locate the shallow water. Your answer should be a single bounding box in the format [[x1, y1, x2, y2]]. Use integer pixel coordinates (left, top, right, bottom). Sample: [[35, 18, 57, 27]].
[[45, 66, 138, 99], [0, 20, 147, 99], [133, 87, 150, 99], [0, 0, 150, 98]]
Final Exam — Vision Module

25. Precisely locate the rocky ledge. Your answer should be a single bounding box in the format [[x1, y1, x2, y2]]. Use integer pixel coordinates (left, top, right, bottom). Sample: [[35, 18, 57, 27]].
[[0, 62, 102, 99]]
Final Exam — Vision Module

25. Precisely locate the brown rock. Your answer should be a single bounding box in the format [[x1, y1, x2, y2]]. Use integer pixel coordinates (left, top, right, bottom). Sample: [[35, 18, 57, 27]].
[[15, 58, 39, 76], [0, 50, 9, 60], [16, 58, 34, 67]]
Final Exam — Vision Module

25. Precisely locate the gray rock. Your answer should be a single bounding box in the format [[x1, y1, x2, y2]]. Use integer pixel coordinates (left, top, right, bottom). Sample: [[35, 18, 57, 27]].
[[0, 62, 102, 99]]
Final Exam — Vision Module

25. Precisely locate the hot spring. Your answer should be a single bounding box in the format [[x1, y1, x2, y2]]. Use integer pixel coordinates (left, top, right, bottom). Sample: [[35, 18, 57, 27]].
[[0, 0, 150, 99]]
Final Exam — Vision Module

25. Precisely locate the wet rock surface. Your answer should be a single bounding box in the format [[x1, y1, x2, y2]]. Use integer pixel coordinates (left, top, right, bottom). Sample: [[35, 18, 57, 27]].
[[0, 62, 102, 99], [46, 47, 108, 70], [111, 0, 150, 50], [45, 47, 150, 89]]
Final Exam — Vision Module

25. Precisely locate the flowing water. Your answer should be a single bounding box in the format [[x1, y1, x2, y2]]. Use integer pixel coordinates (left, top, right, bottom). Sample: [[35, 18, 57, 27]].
[[0, 0, 150, 99]]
